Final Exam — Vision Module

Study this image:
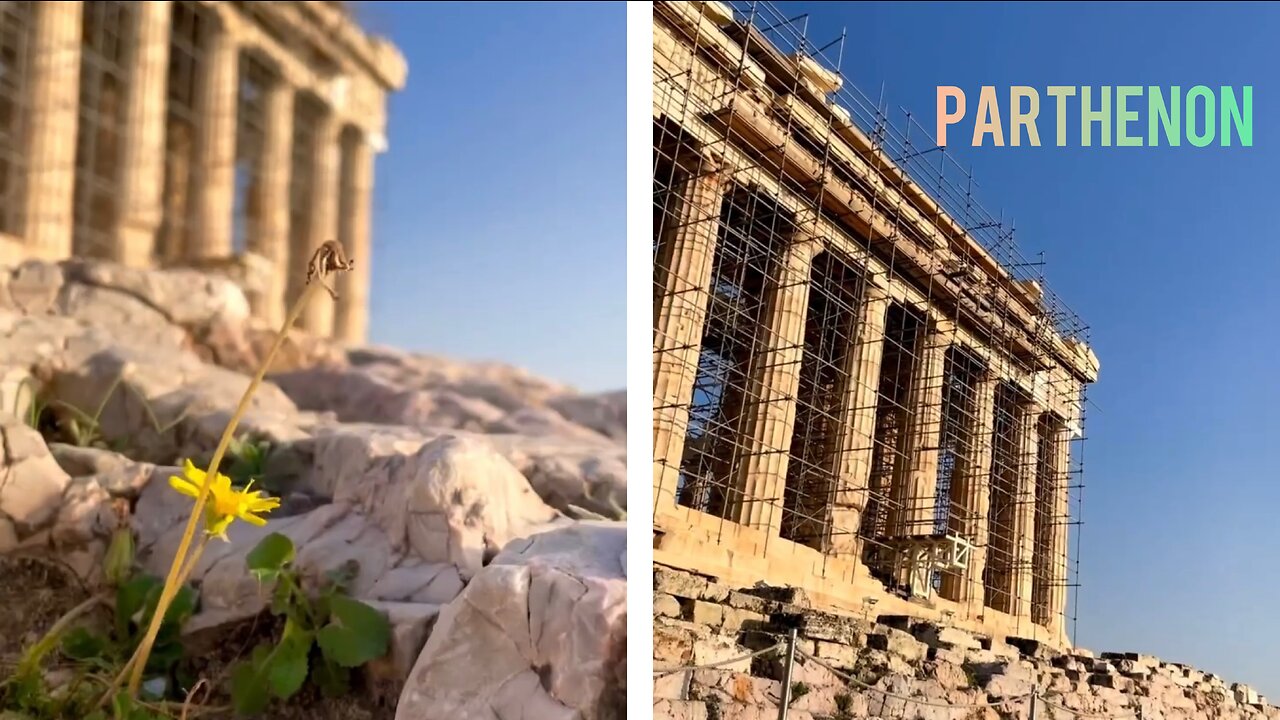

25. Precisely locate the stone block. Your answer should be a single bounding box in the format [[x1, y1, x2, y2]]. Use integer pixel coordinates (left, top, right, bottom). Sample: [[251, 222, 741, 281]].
[[721, 607, 767, 633], [656, 567, 709, 599], [866, 628, 927, 663], [1007, 636, 1059, 662], [690, 669, 780, 706], [700, 582, 730, 603], [681, 599, 724, 628], [654, 671, 690, 700], [655, 592, 682, 618], [743, 585, 809, 606], [725, 590, 770, 614], [785, 609, 869, 646], [654, 621, 701, 665], [692, 637, 753, 673], [1090, 673, 1135, 692], [652, 699, 707, 720], [1234, 683, 1261, 705], [812, 639, 860, 669]]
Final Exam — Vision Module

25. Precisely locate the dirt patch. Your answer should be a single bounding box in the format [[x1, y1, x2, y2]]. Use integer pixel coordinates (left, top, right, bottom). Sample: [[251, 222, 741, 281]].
[[0, 557, 92, 661]]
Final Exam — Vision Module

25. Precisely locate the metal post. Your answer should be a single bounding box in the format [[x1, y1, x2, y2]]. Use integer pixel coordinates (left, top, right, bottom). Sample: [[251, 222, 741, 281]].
[[1028, 684, 1038, 720], [776, 628, 798, 720]]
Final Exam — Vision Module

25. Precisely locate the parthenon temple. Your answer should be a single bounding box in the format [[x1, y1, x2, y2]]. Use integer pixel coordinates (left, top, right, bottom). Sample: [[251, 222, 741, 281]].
[[652, 1, 1100, 646], [0, 1, 405, 342]]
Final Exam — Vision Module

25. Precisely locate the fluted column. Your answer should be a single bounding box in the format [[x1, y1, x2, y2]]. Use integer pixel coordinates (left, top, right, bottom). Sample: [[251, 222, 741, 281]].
[[887, 316, 954, 538], [827, 280, 889, 556], [190, 23, 239, 260], [940, 369, 996, 607], [257, 82, 295, 327], [1044, 419, 1072, 636], [1011, 399, 1041, 619], [727, 237, 818, 535], [298, 111, 340, 336], [114, 0, 171, 267], [651, 163, 725, 514], [23, 0, 83, 261], [334, 130, 374, 343]]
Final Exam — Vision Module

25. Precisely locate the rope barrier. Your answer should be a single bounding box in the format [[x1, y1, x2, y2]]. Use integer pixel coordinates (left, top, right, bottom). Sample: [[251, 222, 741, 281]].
[[652, 642, 785, 679]]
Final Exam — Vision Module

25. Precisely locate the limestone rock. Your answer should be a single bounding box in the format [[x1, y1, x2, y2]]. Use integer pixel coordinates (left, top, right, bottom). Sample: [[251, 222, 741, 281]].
[[0, 415, 71, 531], [397, 522, 626, 720]]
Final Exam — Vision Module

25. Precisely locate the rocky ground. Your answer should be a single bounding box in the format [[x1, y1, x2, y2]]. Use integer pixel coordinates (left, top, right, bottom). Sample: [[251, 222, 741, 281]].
[[653, 566, 1275, 720], [0, 258, 626, 719]]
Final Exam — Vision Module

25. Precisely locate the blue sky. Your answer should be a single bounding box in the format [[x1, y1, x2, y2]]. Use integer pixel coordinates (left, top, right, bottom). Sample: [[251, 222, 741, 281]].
[[351, 2, 625, 392], [785, 0, 1280, 696]]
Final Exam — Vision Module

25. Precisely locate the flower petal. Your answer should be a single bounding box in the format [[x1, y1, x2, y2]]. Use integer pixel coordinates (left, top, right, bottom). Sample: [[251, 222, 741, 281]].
[[240, 513, 268, 527], [168, 475, 200, 498]]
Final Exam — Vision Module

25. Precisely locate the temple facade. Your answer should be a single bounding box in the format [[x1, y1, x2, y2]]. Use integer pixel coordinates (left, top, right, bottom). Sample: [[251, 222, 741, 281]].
[[0, 1, 405, 341], [652, 1, 1099, 646]]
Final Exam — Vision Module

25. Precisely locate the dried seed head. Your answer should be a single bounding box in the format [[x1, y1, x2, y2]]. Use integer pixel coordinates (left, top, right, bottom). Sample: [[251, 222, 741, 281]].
[[305, 240, 354, 300]]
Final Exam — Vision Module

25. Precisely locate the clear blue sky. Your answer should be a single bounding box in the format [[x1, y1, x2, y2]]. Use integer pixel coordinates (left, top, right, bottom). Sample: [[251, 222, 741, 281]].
[[787, 1, 1279, 695], [351, 2, 625, 392]]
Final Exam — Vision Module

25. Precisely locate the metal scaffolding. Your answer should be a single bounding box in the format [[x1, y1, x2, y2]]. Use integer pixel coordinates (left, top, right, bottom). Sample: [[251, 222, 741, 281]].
[[653, 0, 1094, 644]]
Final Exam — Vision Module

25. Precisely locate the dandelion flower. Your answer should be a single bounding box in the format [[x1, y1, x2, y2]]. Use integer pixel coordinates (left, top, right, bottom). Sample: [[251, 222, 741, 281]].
[[169, 459, 281, 540]]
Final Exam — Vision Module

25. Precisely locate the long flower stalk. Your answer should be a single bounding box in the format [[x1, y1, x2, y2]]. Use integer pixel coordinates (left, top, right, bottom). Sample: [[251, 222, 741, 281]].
[[102, 240, 352, 701]]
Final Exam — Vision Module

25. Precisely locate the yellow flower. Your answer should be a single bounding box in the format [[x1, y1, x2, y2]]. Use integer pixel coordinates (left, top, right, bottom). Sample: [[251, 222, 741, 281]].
[[169, 459, 282, 540]]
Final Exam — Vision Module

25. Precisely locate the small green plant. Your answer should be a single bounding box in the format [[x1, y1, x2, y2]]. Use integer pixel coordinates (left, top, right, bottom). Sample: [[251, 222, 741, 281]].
[[228, 533, 390, 716], [223, 435, 272, 489], [834, 691, 852, 718], [0, 523, 195, 719], [790, 680, 810, 700]]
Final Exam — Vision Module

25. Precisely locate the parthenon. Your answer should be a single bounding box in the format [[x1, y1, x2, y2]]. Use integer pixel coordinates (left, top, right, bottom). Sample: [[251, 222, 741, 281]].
[[0, 1, 405, 342], [652, 1, 1099, 646]]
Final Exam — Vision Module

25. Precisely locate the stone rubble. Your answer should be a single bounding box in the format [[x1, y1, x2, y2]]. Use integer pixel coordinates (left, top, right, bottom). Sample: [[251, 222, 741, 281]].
[[0, 258, 626, 718], [653, 565, 1278, 720]]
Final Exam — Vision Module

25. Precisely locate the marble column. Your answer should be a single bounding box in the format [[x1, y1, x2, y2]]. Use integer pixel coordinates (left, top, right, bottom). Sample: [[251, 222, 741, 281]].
[[114, 0, 171, 267], [1045, 418, 1072, 635], [257, 81, 295, 328], [190, 22, 239, 260], [334, 129, 374, 343], [651, 162, 725, 515], [297, 110, 340, 336], [727, 237, 818, 535], [1011, 399, 1042, 619], [887, 316, 954, 538], [940, 368, 996, 607], [827, 280, 890, 556], [23, 0, 83, 261]]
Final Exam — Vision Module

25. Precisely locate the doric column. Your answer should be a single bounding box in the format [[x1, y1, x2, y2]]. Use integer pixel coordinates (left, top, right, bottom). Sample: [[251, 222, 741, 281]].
[[726, 236, 818, 535], [297, 111, 340, 336], [334, 129, 374, 343], [940, 368, 997, 607], [1045, 419, 1072, 636], [257, 82, 295, 328], [190, 22, 239, 260], [651, 162, 725, 515], [827, 280, 890, 556], [23, 1, 83, 261], [887, 316, 954, 538], [1011, 399, 1041, 619], [113, 1, 171, 267]]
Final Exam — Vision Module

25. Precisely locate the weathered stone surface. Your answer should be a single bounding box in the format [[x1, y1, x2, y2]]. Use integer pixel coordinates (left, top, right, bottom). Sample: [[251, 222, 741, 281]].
[[1, 415, 72, 530], [396, 522, 625, 720]]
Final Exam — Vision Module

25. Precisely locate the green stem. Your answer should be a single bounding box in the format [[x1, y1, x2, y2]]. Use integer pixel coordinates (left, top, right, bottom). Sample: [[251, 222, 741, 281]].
[[105, 282, 322, 701]]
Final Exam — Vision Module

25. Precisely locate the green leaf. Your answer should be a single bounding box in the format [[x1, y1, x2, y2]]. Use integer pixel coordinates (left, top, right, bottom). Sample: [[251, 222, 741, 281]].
[[312, 656, 350, 698], [116, 575, 161, 636], [246, 533, 295, 582], [316, 596, 390, 668], [269, 576, 293, 616], [60, 627, 107, 661], [268, 620, 312, 700], [230, 645, 273, 716]]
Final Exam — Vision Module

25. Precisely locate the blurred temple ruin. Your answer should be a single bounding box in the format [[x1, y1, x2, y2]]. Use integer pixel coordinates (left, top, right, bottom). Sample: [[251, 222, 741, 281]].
[[0, 1, 405, 341]]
